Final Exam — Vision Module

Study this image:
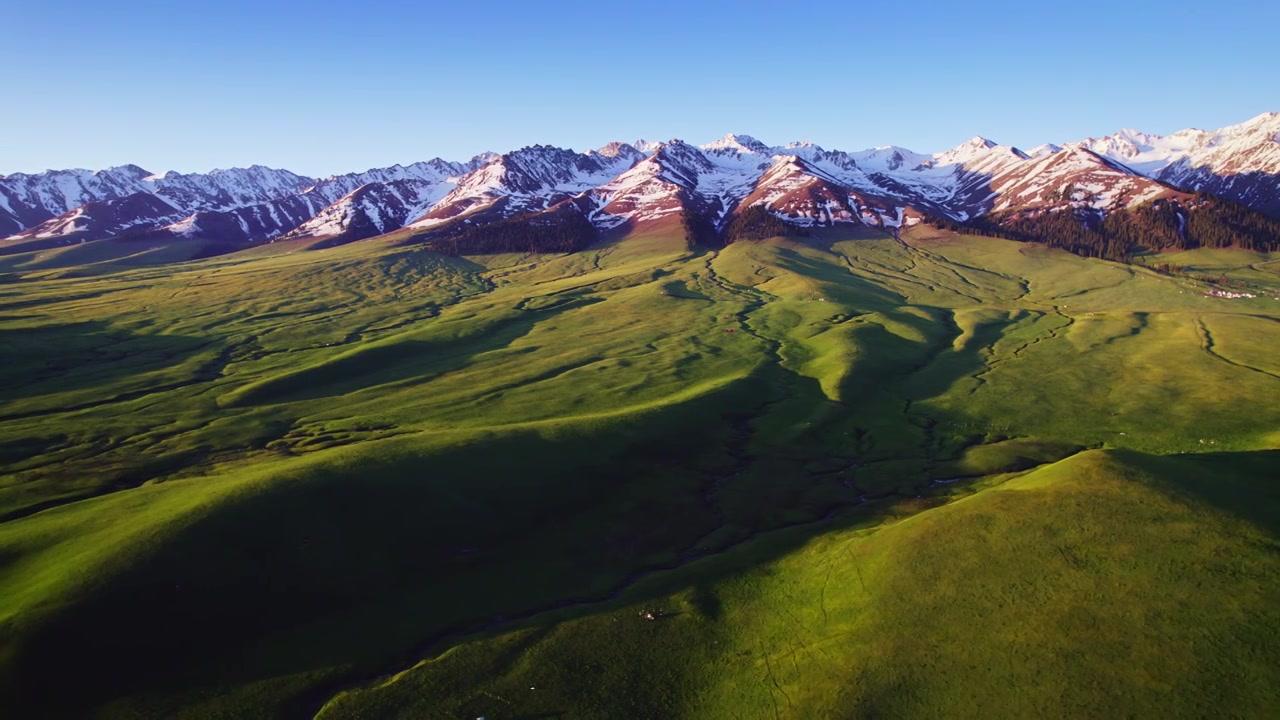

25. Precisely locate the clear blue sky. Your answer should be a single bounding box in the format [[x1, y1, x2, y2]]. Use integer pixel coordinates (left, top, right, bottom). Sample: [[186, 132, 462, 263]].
[[4, 0, 1277, 177]]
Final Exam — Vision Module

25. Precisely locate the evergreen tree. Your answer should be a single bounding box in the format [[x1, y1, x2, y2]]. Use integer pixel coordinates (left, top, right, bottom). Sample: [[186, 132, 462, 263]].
[[680, 210, 718, 250], [722, 205, 802, 245], [930, 194, 1280, 263], [424, 206, 598, 256]]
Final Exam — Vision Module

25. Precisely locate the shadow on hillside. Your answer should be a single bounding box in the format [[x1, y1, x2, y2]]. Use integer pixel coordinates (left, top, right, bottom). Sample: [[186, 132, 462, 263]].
[[9, 250, 1272, 717], [770, 244, 909, 306], [0, 321, 214, 408], [0, 285, 1034, 716], [0, 235, 247, 272], [1116, 448, 1280, 537], [1169, 168, 1280, 218], [224, 297, 603, 406]]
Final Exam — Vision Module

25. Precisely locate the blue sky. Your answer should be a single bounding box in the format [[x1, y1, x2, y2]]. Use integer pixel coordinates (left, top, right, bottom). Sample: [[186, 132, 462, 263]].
[[4, 0, 1277, 176]]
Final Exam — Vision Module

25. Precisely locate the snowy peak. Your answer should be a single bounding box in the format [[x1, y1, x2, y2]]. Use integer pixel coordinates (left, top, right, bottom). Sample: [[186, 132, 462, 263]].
[[0, 155, 498, 243], [149, 165, 314, 213], [5, 109, 1280, 256], [593, 141, 645, 161], [751, 155, 829, 189], [0, 164, 150, 184], [778, 141, 833, 165], [492, 145, 589, 192], [1221, 110, 1280, 136], [584, 139, 785, 231], [154, 193, 330, 244], [301, 158, 472, 205], [106, 164, 154, 182], [767, 153, 812, 171], [776, 143, 864, 177], [0, 165, 159, 234], [925, 136, 1027, 170], [584, 142, 713, 230], [142, 159, 486, 246], [1068, 129, 1180, 172], [701, 133, 771, 156], [412, 144, 646, 227], [848, 146, 929, 174], [987, 145, 1177, 215], [1067, 110, 1280, 215], [1029, 143, 1063, 158], [737, 155, 898, 228], [480, 144, 641, 194], [649, 141, 718, 182], [468, 151, 500, 165], [7, 192, 183, 244], [698, 135, 778, 198], [938, 136, 1002, 160], [1074, 111, 1280, 175], [1116, 128, 1162, 146], [284, 180, 448, 242]]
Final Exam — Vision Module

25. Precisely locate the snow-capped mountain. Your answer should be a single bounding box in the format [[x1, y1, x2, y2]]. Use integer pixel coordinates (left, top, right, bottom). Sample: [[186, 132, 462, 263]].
[[410, 145, 647, 228], [845, 145, 931, 173], [302, 157, 490, 207], [157, 195, 333, 244], [283, 179, 457, 242], [702, 133, 773, 156], [6, 193, 185, 246], [584, 140, 720, 229], [0, 164, 317, 240], [182, 157, 493, 244], [581, 134, 920, 232], [144, 166, 314, 214], [984, 147, 1180, 215], [1071, 111, 1280, 215], [0, 156, 499, 247], [736, 155, 897, 227], [0, 165, 153, 235], [4, 109, 1278, 258]]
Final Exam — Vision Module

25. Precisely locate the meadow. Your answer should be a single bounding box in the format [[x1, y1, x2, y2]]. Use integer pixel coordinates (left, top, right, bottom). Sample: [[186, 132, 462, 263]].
[[0, 222, 1277, 717]]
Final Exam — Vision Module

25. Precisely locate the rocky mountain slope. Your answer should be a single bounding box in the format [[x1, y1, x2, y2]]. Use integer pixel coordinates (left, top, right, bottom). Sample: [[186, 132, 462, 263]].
[[1072, 111, 1280, 216], [3, 111, 1277, 255]]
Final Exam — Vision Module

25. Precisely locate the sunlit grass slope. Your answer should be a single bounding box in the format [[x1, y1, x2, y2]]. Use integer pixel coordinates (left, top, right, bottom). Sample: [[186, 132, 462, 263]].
[[0, 224, 1277, 717], [315, 448, 1280, 719]]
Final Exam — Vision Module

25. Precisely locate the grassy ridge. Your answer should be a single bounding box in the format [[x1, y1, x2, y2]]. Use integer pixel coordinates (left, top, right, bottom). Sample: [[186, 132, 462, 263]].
[[0, 227, 1277, 716], [314, 449, 1280, 719]]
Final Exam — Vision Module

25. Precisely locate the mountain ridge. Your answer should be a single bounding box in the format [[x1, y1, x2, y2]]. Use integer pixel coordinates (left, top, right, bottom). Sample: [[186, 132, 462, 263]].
[[3, 111, 1278, 256]]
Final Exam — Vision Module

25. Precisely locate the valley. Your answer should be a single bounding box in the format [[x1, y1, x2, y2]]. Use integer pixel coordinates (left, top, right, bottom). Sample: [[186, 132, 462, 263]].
[[1, 222, 1277, 717], [7, 0, 1279, 711]]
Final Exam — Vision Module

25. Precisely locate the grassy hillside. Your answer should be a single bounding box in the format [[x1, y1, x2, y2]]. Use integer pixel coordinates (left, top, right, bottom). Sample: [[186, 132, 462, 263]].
[[1, 225, 1277, 717], [315, 448, 1280, 719]]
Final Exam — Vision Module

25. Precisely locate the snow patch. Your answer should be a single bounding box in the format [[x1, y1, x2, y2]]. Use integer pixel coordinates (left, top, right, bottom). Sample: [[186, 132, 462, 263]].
[[167, 215, 201, 238]]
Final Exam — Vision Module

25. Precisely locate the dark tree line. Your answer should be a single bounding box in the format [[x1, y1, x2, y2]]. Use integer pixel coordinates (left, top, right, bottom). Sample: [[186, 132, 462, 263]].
[[422, 204, 818, 256], [420, 191, 1280, 260], [1179, 195, 1280, 251], [932, 194, 1280, 262], [681, 208, 719, 249], [1097, 200, 1184, 251], [424, 206, 599, 256], [934, 209, 1133, 260], [721, 205, 807, 245], [1142, 262, 1239, 287]]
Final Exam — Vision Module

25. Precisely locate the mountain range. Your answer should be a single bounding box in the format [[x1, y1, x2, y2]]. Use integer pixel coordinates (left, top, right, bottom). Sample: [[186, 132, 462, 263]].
[[3, 111, 1278, 257]]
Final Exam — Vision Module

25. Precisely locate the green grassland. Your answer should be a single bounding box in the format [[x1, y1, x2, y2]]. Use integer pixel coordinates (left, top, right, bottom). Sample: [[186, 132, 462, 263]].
[[0, 223, 1277, 717], [315, 448, 1280, 720]]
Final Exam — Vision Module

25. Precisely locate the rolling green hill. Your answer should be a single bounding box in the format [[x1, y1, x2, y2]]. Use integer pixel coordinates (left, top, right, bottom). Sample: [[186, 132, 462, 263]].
[[1, 224, 1278, 717]]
